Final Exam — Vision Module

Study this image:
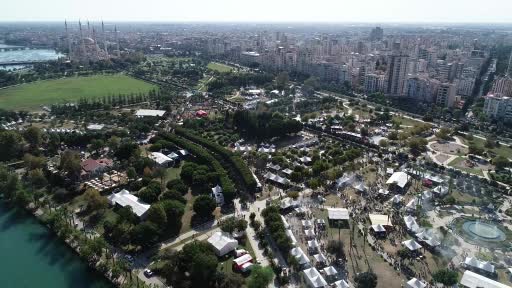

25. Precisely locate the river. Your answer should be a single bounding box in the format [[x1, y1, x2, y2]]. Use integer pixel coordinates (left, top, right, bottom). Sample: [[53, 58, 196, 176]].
[[0, 44, 64, 70], [0, 203, 114, 288]]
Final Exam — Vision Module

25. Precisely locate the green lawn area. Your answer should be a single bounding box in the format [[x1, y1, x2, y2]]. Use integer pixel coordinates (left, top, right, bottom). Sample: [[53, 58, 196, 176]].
[[447, 156, 485, 176], [164, 163, 183, 183], [0, 74, 157, 111], [462, 136, 512, 159], [207, 62, 233, 73], [392, 115, 425, 127]]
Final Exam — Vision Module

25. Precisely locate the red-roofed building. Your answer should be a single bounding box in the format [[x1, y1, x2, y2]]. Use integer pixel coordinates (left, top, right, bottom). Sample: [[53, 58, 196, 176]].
[[196, 110, 208, 118], [81, 158, 113, 179]]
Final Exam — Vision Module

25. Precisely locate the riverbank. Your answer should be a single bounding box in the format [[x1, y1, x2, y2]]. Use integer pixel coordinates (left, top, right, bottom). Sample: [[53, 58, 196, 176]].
[[0, 202, 114, 288]]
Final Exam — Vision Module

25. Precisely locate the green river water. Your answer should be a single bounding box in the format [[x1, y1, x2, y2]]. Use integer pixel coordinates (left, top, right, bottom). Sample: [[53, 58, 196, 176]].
[[0, 203, 114, 288]]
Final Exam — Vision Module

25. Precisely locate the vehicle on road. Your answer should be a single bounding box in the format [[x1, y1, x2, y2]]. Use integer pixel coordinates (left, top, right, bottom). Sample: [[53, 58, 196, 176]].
[[144, 269, 154, 278]]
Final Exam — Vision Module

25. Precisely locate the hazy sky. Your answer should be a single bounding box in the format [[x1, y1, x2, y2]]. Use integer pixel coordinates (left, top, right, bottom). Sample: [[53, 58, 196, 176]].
[[2, 0, 511, 23]]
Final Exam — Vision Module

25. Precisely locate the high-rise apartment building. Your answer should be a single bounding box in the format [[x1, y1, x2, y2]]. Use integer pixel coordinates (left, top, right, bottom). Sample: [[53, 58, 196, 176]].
[[436, 83, 456, 108], [385, 44, 409, 96]]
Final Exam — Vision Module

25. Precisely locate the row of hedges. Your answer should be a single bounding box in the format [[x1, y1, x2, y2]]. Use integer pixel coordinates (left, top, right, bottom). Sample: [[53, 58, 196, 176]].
[[158, 132, 235, 202], [174, 127, 257, 193], [261, 206, 292, 255]]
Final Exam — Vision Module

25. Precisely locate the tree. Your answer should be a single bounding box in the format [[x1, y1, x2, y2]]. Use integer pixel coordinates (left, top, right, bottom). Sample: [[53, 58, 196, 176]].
[[432, 269, 458, 287], [126, 167, 137, 180], [247, 265, 274, 288], [178, 241, 219, 287], [220, 216, 248, 234], [217, 272, 245, 288], [146, 204, 167, 227], [84, 188, 108, 212], [130, 222, 159, 247], [435, 128, 452, 140], [275, 72, 289, 91], [326, 239, 346, 260], [88, 139, 105, 154], [23, 154, 46, 170], [492, 156, 510, 170], [378, 139, 389, 148], [166, 178, 188, 195], [23, 126, 43, 149], [27, 168, 47, 189], [354, 271, 377, 288], [193, 195, 216, 219], [59, 150, 81, 179], [0, 130, 23, 161], [468, 143, 484, 155]]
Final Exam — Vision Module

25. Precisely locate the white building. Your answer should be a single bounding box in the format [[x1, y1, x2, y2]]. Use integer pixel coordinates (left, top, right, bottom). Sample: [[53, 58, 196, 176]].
[[149, 152, 173, 167], [211, 184, 224, 206], [107, 189, 151, 218], [207, 231, 238, 256], [436, 82, 457, 108], [483, 93, 512, 123], [135, 109, 166, 117], [460, 270, 510, 288]]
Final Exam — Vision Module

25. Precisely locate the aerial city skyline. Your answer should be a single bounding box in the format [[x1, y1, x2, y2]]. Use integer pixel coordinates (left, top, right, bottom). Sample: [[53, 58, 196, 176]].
[[1, 2, 512, 288]]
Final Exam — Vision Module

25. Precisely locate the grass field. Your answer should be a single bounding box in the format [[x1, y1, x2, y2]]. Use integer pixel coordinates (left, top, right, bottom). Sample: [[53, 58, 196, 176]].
[[207, 62, 233, 73], [0, 74, 157, 111]]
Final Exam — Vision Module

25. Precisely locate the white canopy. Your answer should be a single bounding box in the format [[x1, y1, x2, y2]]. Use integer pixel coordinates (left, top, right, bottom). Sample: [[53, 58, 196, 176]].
[[291, 247, 310, 265], [407, 278, 427, 288], [308, 239, 320, 249], [305, 229, 316, 237], [328, 208, 350, 220], [433, 185, 449, 195], [460, 270, 510, 288], [333, 280, 350, 288], [386, 171, 410, 188], [303, 268, 328, 288], [323, 266, 338, 276], [286, 229, 298, 245], [402, 239, 422, 251], [465, 257, 495, 273], [391, 194, 403, 203], [404, 216, 422, 233], [313, 253, 327, 263], [149, 152, 173, 165], [302, 219, 313, 228], [369, 214, 392, 226], [207, 232, 238, 256], [378, 188, 389, 195], [371, 224, 387, 233]]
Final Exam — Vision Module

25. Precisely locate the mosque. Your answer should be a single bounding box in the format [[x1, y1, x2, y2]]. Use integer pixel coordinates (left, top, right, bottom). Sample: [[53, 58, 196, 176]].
[[64, 20, 120, 62]]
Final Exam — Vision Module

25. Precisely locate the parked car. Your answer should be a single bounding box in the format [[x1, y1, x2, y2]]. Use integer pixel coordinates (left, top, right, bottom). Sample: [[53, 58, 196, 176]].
[[144, 269, 154, 278]]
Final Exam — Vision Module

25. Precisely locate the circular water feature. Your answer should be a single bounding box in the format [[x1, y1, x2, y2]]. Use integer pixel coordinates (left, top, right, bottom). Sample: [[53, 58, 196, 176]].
[[462, 220, 506, 242]]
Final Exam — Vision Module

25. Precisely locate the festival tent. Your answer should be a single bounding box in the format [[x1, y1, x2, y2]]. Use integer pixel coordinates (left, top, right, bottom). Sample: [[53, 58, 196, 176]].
[[406, 278, 427, 288], [207, 232, 238, 256], [402, 239, 422, 251]]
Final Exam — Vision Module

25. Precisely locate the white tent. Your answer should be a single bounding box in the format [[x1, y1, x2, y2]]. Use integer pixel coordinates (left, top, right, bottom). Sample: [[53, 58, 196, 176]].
[[406, 198, 421, 210], [402, 239, 422, 251], [303, 267, 328, 288], [369, 214, 392, 226], [465, 257, 495, 273], [433, 185, 449, 196], [323, 266, 338, 276], [407, 278, 427, 288], [333, 280, 350, 288], [460, 270, 510, 288], [207, 232, 238, 256], [291, 247, 310, 265], [149, 152, 173, 166], [371, 224, 387, 233], [391, 194, 403, 204], [281, 215, 291, 229], [386, 171, 410, 188], [313, 253, 327, 263], [352, 182, 367, 192], [305, 229, 316, 238], [286, 229, 298, 246], [378, 188, 389, 195], [302, 220, 313, 228], [328, 208, 350, 220]]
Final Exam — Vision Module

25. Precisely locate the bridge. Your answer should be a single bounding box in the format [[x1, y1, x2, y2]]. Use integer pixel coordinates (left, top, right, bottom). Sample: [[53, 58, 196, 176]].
[[0, 60, 47, 66], [0, 46, 51, 52]]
